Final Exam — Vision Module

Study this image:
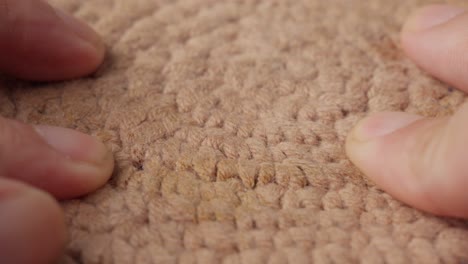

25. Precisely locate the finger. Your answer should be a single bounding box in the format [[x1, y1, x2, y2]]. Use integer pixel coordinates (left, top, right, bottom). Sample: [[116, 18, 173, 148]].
[[0, 178, 66, 264], [0, 116, 114, 199], [346, 103, 468, 218], [0, 0, 105, 81], [401, 4, 468, 91]]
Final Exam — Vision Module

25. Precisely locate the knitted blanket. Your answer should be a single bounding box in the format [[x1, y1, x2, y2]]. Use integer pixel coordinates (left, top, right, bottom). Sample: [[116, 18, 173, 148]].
[[3, 0, 468, 263]]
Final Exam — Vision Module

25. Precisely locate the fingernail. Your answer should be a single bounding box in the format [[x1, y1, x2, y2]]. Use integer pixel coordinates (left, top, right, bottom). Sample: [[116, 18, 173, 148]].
[[52, 8, 104, 56], [34, 125, 111, 166], [350, 112, 423, 142], [403, 5, 465, 33]]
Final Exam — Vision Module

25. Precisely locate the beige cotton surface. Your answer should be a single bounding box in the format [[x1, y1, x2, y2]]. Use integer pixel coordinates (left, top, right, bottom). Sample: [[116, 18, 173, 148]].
[[2, 0, 468, 263]]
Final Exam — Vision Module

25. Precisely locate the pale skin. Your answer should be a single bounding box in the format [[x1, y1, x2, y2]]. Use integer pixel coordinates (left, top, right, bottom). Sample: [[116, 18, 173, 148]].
[[0, 1, 467, 263]]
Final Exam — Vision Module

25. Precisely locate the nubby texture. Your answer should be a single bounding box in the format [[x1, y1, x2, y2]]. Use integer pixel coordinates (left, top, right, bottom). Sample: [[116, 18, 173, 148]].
[[2, 0, 468, 263]]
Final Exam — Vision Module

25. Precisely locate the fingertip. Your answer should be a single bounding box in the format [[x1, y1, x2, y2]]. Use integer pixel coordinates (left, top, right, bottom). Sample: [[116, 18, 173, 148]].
[[345, 112, 423, 173], [345, 112, 434, 212], [33, 125, 115, 199], [346, 110, 468, 218], [52, 6, 107, 80], [399, 4, 468, 91], [400, 5, 462, 66], [0, 117, 114, 199], [0, 0, 106, 81]]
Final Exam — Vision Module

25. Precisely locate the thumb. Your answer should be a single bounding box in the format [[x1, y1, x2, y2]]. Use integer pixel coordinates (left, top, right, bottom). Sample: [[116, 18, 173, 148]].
[[346, 103, 468, 218], [0, 0, 104, 81], [0, 178, 66, 264]]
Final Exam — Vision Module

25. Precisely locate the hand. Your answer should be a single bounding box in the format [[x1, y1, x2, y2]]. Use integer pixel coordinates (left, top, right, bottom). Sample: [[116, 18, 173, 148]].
[[347, 5, 468, 219], [0, 1, 113, 264]]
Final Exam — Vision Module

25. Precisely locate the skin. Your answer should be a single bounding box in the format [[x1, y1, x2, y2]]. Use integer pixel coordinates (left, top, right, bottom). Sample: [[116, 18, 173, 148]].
[[0, 1, 112, 263], [346, 4, 468, 219], [1, 1, 468, 263]]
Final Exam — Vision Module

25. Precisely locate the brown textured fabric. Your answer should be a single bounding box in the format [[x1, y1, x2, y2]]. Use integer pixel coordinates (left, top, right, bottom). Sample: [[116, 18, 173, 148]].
[[2, 0, 468, 263]]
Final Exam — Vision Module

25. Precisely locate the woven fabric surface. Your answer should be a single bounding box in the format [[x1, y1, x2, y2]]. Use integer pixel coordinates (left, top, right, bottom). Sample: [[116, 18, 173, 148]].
[[2, 0, 468, 263]]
